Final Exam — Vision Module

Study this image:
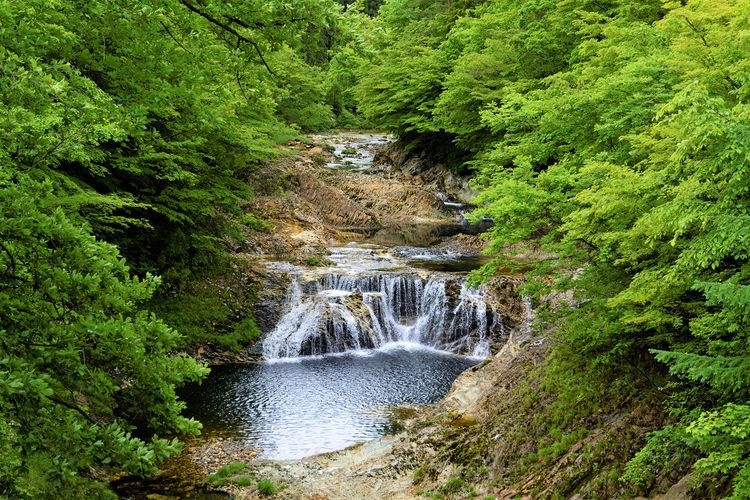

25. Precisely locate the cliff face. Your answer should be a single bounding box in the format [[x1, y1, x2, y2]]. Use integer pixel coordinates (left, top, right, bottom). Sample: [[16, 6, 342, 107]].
[[373, 141, 478, 205]]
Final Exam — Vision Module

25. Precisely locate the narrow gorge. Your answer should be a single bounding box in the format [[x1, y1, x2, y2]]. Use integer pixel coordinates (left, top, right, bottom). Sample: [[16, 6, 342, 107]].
[[7, 1, 742, 497], [146, 133, 531, 498]]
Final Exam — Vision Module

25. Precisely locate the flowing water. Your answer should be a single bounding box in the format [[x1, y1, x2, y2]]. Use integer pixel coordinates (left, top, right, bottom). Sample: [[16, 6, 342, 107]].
[[181, 133, 503, 461], [262, 261, 498, 360], [314, 132, 392, 171]]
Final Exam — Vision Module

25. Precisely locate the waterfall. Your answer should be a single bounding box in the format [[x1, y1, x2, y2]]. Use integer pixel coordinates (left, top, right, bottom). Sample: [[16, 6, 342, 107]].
[[262, 272, 502, 359]]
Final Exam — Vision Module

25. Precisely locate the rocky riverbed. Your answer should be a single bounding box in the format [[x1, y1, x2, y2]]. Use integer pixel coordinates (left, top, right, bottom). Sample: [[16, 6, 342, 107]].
[[117, 132, 543, 500], [118, 132, 668, 500]]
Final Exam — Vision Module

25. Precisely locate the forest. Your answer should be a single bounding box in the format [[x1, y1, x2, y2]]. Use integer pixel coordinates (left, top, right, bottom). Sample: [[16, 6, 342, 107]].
[[1, 0, 749, 497]]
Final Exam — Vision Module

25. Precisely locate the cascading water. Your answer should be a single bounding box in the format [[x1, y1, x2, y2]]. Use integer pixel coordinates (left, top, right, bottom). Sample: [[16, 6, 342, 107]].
[[262, 269, 500, 360], [176, 134, 522, 463]]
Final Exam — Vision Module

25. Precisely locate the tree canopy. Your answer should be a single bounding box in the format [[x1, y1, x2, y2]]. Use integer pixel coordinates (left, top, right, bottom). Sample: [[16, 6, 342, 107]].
[[1, 0, 345, 284], [0, 168, 209, 496], [0, 0, 352, 495], [353, 0, 750, 495]]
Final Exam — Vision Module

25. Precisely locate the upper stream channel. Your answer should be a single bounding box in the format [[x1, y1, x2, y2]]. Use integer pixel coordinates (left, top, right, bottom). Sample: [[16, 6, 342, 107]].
[[180, 133, 501, 462]]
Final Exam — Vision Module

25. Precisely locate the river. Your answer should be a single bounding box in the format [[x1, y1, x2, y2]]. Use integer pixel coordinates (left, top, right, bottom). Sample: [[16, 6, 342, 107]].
[[177, 133, 501, 463]]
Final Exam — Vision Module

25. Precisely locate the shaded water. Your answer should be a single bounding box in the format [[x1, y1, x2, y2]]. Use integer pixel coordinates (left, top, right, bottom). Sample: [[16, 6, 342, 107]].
[[348, 221, 493, 248], [181, 345, 478, 460], [392, 245, 490, 273]]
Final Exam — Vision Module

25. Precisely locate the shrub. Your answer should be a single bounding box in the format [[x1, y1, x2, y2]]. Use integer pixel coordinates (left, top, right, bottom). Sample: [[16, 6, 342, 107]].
[[239, 213, 273, 232], [205, 462, 249, 486], [257, 478, 278, 496]]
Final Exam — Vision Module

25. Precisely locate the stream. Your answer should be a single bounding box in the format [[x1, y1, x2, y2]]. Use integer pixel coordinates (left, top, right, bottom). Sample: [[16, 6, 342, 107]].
[[180, 133, 501, 463]]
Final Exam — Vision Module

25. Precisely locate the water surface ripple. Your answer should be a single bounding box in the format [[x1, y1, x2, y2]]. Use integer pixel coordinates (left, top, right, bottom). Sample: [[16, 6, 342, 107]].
[[181, 345, 478, 460]]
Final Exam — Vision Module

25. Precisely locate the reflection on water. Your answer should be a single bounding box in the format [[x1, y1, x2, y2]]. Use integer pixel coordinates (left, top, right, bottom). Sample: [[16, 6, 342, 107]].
[[331, 223, 492, 273], [407, 254, 489, 273], [321, 242, 489, 274], [390, 246, 489, 273], [180, 345, 478, 460], [349, 221, 493, 248]]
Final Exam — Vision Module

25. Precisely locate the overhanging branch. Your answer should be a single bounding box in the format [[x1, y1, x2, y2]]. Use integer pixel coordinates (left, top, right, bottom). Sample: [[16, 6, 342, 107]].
[[179, 0, 277, 76], [225, 14, 307, 30], [47, 394, 100, 426], [160, 20, 195, 55]]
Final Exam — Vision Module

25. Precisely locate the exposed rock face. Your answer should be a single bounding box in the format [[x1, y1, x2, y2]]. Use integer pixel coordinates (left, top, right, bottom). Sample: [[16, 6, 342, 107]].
[[335, 173, 446, 224], [241, 134, 489, 343], [374, 142, 477, 205], [294, 171, 377, 228], [289, 163, 451, 229], [241, 138, 462, 266], [247, 265, 293, 335]]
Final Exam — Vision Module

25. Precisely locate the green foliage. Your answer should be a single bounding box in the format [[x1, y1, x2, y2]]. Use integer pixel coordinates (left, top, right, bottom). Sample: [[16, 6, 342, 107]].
[[323, 7, 378, 126], [354, 0, 480, 135], [257, 478, 279, 496], [441, 476, 466, 493], [686, 404, 750, 495], [227, 476, 251, 486], [0, 0, 365, 494], [304, 256, 323, 266], [534, 428, 589, 464], [0, 171, 208, 497], [413, 465, 428, 484], [231, 317, 263, 347], [354, 0, 750, 495], [623, 425, 691, 491], [0, 0, 347, 285], [271, 46, 336, 132], [150, 289, 261, 352], [338, 0, 384, 17], [204, 460, 262, 488], [205, 462, 250, 486], [240, 213, 274, 233]]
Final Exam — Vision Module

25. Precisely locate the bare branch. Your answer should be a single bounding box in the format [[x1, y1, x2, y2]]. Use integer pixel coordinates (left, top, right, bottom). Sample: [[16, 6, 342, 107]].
[[160, 20, 195, 55], [46, 394, 100, 426], [224, 15, 307, 30], [235, 68, 251, 104], [682, 16, 709, 48], [0, 240, 17, 278], [179, 0, 277, 76], [681, 16, 740, 90]]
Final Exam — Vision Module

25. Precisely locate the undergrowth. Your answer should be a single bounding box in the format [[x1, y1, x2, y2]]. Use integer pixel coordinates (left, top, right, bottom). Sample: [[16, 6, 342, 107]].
[[150, 259, 261, 351], [205, 463, 280, 496]]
